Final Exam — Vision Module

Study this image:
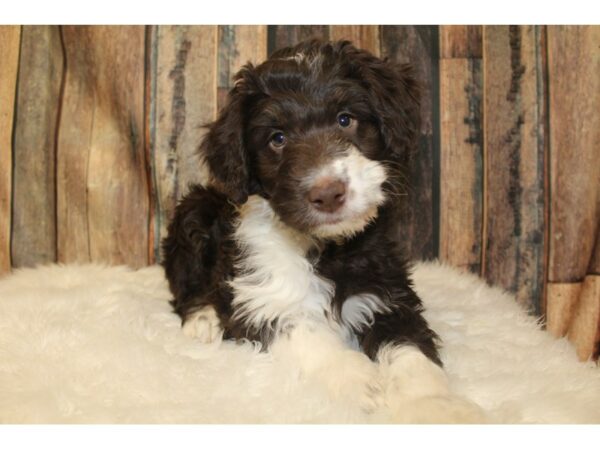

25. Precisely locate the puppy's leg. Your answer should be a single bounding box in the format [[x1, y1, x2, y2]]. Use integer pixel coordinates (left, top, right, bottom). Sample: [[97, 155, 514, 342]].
[[182, 304, 223, 343], [269, 321, 383, 413], [162, 185, 232, 343], [361, 312, 485, 423]]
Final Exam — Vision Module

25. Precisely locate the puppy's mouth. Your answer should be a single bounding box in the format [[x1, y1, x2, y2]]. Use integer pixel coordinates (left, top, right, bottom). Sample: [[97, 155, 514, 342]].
[[309, 201, 382, 238]]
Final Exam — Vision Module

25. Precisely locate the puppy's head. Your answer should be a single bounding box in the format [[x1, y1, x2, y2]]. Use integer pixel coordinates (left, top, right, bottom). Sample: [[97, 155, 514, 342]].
[[202, 40, 420, 238]]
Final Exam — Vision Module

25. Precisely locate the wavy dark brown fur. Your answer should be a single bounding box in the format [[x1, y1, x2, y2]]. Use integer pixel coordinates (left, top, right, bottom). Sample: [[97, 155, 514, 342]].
[[162, 40, 441, 365]]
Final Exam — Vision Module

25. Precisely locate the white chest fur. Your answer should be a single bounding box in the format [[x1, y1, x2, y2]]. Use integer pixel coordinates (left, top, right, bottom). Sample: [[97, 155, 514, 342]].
[[229, 197, 335, 334]]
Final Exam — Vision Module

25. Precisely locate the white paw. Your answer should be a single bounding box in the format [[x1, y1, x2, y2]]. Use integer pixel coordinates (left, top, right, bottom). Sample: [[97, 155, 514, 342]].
[[391, 394, 486, 424], [182, 306, 223, 343], [379, 345, 450, 397], [269, 323, 383, 413], [319, 350, 384, 413], [378, 345, 485, 423]]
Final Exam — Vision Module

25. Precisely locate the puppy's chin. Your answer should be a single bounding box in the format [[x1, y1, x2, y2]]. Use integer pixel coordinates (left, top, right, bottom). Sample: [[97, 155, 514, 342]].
[[309, 204, 381, 239]]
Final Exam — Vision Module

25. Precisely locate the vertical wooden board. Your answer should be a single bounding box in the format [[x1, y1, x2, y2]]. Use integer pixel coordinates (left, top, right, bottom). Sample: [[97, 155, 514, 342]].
[[56, 27, 93, 264], [329, 26, 380, 55], [439, 58, 483, 273], [149, 26, 218, 262], [11, 26, 63, 268], [0, 26, 20, 274], [269, 25, 330, 53], [547, 26, 600, 283], [380, 25, 439, 261], [588, 229, 600, 275], [594, 314, 600, 360], [218, 25, 268, 111], [546, 282, 581, 337], [57, 26, 149, 268], [482, 26, 547, 312], [440, 26, 482, 58], [568, 275, 600, 361]]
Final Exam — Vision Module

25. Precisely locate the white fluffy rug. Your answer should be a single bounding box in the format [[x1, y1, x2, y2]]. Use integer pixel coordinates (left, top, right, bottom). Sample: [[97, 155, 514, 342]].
[[0, 262, 598, 424]]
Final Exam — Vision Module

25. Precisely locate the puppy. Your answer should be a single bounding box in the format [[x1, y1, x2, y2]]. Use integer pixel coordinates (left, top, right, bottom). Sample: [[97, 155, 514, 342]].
[[162, 40, 482, 422]]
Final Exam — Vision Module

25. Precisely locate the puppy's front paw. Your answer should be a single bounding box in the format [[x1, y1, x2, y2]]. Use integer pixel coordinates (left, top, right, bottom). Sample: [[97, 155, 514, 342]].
[[391, 394, 486, 424], [182, 305, 223, 343], [379, 345, 485, 423], [320, 350, 384, 413]]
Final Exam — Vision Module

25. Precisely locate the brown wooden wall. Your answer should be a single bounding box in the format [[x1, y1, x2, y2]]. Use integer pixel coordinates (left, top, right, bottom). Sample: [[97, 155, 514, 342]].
[[0, 25, 598, 360]]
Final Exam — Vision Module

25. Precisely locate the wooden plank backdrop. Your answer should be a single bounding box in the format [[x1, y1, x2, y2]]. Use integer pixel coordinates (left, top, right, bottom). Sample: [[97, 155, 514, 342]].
[[381, 25, 439, 261], [0, 26, 21, 273], [439, 26, 483, 274], [12, 26, 63, 268], [482, 26, 547, 314], [57, 26, 149, 268], [1, 25, 599, 360], [545, 25, 600, 361]]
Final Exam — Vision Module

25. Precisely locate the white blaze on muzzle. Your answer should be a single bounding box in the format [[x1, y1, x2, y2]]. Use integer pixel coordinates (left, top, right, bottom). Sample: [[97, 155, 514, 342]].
[[307, 146, 387, 238]]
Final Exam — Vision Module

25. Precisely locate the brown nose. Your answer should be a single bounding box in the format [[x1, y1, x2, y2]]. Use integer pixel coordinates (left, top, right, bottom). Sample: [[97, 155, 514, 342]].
[[308, 179, 347, 213]]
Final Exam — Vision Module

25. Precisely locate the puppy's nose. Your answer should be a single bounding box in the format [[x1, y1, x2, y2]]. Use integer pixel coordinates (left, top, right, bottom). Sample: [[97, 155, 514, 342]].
[[308, 179, 347, 213]]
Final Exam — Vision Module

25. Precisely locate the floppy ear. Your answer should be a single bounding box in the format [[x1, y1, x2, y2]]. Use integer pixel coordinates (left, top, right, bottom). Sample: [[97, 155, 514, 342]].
[[201, 65, 259, 205], [340, 42, 421, 164]]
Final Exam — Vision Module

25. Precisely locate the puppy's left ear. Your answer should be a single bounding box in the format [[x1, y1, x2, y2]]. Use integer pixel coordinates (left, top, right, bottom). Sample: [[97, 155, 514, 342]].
[[343, 43, 421, 162], [201, 65, 260, 205]]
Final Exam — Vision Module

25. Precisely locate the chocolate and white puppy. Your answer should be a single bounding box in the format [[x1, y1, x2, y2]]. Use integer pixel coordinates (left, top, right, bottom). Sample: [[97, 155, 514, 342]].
[[162, 40, 481, 420]]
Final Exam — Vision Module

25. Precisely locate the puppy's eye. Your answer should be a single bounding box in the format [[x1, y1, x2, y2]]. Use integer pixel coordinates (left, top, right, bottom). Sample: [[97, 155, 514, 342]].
[[269, 132, 286, 149], [337, 113, 353, 128]]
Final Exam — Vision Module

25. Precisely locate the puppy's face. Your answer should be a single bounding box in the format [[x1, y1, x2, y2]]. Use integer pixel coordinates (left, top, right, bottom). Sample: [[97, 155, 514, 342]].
[[203, 40, 420, 239]]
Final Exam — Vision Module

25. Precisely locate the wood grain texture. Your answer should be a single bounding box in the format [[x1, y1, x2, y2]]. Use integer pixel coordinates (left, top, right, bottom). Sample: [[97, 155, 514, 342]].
[[57, 26, 149, 268], [440, 26, 482, 58], [547, 25, 600, 283], [0, 26, 20, 274], [588, 229, 600, 275], [269, 25, 330, 53], [218, 25, 267, 111], [482, 26, 547, 313], [546, 282, 581, 337], [329, 26, 380, 55], [11, 26, 63, 268], [439, 58, 483, 273], [381, 25, 439, 261], [149, 26, 218, 262], [567, 275, 600, 361]]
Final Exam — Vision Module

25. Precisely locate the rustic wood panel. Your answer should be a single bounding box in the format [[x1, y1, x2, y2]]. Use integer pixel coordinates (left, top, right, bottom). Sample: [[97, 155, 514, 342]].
[[482, 26, 547, 313], [589, 229, 600, 275], [11, 26, 63, 268], [440, 26, 482, 58], [329, 26, 380, 55], [381, 25, 439, 261], [57, 26, 149, 268], [547, 25, 600, 283], [0, 26, 20, 274], [546, 282, 582, 338], [149, 26, 218, 262], [56, 27, 92, 264], [439, 57, 483, 273], [568, 275, 600, 361], [217, 26, 268, 111], [269, 25, 330, 54], [594, 318, 600, 360]]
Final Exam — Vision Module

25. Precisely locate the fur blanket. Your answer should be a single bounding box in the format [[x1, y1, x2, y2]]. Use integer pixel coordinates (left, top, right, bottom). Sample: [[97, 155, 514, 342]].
[[0, 262, 598, 423]]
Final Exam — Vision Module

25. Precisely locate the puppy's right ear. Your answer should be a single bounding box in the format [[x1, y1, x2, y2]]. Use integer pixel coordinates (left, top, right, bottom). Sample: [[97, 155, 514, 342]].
[[201, 65, 259, 205]]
